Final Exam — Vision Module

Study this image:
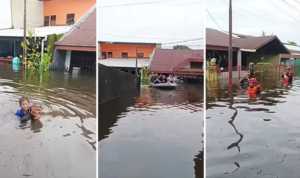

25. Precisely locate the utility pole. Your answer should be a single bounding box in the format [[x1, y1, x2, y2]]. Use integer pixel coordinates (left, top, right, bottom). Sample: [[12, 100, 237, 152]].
[[23, 0, 27, 64], [228, 0, 233, 84], [135, 46, 138, 76]]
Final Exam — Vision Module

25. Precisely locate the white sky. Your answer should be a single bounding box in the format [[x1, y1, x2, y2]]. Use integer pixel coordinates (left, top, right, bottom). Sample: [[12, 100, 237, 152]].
[[97, 0, 204, 49], [207, 0, 300, 50], [0, 0, 12, 29]]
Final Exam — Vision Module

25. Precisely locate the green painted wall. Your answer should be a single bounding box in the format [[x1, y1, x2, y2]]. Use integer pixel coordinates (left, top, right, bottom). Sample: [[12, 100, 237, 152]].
[[48, 33, 63, 62], [247, 53, 280, 65]]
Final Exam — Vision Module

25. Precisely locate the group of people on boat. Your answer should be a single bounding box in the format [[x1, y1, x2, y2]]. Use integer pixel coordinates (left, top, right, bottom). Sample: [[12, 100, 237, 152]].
[[239, 67, 294, 97], [149, 73, 175, 84]]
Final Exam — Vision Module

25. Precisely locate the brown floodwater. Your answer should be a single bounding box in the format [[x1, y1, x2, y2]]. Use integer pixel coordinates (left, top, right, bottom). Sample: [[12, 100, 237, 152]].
[[206, 79, 300, 178], [99, 84, 203, 178], [0, 64, 96, 178]]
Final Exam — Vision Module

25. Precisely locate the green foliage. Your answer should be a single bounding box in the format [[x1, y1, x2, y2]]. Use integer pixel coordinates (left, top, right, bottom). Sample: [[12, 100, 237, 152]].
[[254, 57, 273, 74], [173, 45, 191, 50], [19, 29, 52, 72], [56, 34, 64, 41], [288, 41, 297, 46], [21, 70, 51, 94], [139, 66, 151, 85], [48, 34, 56, 62]]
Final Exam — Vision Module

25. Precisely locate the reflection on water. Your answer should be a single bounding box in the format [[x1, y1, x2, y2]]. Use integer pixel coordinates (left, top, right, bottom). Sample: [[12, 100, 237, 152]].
[[0, 64, 96, 178], [206, 79, 300, 178], [99, 85, 203, 178]]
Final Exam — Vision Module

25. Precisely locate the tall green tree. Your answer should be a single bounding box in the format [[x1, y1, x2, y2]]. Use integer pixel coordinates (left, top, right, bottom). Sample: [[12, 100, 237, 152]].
[[20, 29, 52, 72]]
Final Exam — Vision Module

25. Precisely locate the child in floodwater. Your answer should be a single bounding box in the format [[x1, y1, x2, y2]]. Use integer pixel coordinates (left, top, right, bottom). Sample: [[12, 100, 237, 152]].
[[15, 96, 31, 118], [20, 100, 43, 122]]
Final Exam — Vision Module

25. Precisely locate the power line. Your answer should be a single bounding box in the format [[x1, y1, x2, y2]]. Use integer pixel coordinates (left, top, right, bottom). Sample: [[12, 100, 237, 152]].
[[98, 32, 192, 40], [98, 0, 167, 8], [221, 0, 300, 35], [206, 9, 223, 31], [161, 38, 203, 45], [282, 0, 300, 14], [173, 1, 203, 6], [235, 0, 300, 28], [97, 0, 203, 8]]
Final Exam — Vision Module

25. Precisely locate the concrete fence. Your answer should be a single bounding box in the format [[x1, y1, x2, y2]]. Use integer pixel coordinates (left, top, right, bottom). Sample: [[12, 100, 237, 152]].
[[98, 63, 140, 104]]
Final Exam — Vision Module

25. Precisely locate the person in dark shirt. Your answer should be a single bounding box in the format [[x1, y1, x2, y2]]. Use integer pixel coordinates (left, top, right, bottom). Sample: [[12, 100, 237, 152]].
[[239, 73, 250, 85], [161, 75, 167, 83], [21, 100, 42, 122]]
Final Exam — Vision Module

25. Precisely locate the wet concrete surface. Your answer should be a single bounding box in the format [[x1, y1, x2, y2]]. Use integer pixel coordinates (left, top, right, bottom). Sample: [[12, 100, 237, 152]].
[[0, 65, 96, 178], [99, 84, 203, 178], [207, 79, 300, 178]]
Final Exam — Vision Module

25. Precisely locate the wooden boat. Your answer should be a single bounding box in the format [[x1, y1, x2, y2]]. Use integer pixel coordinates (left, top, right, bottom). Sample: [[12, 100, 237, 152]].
[[149, 82, 177, 89]]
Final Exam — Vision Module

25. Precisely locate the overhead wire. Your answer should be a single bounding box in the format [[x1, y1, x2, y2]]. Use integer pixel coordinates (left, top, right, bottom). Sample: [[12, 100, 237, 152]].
[[97, 0, 202, 8]]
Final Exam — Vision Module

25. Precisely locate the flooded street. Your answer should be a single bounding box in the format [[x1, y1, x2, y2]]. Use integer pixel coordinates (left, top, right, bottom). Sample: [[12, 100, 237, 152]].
[[0, 64, 96, 178], [206, 79, 300, 178], [99, 84, 203, 178]]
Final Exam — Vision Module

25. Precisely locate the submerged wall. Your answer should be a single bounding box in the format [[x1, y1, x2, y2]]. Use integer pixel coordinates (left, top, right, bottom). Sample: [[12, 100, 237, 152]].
[[98, 63, 140, 104]]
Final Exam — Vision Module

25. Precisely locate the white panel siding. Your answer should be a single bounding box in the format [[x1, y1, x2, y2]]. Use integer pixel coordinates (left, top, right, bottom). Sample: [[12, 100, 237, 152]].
[[0, 0, 12, 29], [11, 0, 44, 29]]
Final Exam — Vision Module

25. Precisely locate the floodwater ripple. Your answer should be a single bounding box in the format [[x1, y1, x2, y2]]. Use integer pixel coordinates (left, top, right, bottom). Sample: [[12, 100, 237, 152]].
[[0, 65, 96, 178], [99, 85, 203, 178], [207, 79, 300, 178]]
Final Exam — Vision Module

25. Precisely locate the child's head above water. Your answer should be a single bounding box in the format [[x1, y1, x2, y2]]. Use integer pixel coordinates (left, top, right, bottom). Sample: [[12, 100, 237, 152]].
[[19, 96, 29, 111]]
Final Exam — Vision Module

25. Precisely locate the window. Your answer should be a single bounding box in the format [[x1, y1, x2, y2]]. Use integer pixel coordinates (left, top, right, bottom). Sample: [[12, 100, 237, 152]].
[[121, 52, 128, 58], [101, 52, 106, 59], [137, 53, 144, 58], [190, 62, 202, 69], [66, 14, 75, 24], [107, 52, 113, 58], [50, 15, 56, 26], [44, 16, 49, 26]]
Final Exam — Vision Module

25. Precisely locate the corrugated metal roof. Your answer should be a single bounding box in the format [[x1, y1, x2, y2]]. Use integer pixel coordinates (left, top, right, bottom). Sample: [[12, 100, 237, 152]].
[[206, 28, 239, 48], [55, 4, 96, 47], [98, 58, 149, 68], [148, 48, 203, 72], [0, 25, 72, 37]]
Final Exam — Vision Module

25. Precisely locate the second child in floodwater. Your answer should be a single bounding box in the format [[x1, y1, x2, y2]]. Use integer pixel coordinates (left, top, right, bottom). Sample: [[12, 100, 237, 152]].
[[15, 96, 31, 118]]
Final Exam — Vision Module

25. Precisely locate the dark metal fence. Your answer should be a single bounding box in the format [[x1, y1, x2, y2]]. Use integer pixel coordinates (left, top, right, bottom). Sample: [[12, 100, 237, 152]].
[[49, 61, 96, 75], [98, 63, 140, 104]]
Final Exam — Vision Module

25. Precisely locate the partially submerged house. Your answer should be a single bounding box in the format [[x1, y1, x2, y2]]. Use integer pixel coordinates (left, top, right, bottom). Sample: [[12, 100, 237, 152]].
[[206, 28, 290, 78], [52, 4, 96, 74], [98, 42, 160, 74], [148, 49, 203, 79], [0, 25, 71, 60]]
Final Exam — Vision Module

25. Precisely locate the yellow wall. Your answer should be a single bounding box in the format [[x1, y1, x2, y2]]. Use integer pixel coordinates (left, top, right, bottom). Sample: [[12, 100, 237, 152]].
[[247, 53, 280, 65], [206, 66, 218, 81]]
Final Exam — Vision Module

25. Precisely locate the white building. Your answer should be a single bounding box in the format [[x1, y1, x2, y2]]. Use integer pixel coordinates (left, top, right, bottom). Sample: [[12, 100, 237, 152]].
[[0, 0, 44, 29]]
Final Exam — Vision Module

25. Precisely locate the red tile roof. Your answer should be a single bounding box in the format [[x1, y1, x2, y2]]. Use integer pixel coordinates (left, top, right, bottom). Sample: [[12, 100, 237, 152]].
[[55, 5, 96, 47], [234, 36, 275, 49], [148, 49, 203, 73], [207, 28, 290, 54], [206, 28, 239, 48]]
